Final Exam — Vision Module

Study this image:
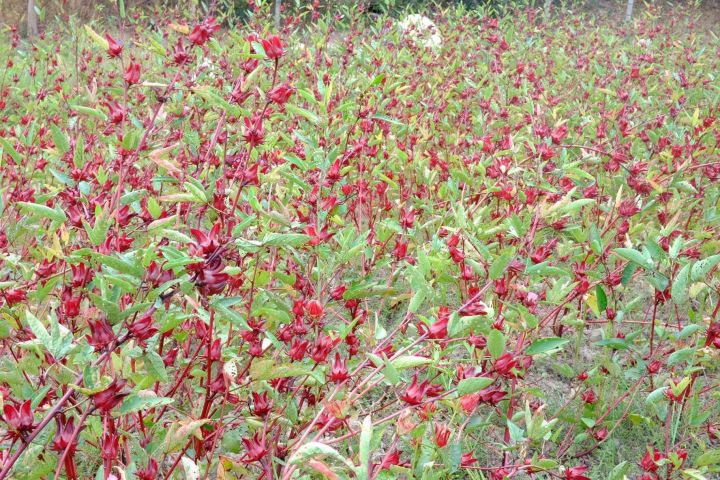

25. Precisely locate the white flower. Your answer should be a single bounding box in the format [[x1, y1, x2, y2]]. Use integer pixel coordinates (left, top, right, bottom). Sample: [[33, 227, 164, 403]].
[[397, 14, 443, 49]]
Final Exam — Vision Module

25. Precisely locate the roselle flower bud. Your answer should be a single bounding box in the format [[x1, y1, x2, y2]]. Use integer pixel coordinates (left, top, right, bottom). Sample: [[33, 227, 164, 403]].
[[459, 299, 488, 317], [136, 459, 158, 480], [426, 307, 449, 339], [310, 335, 336, 363], [581, 389, 598, 404], [251, 391, 273, 417], [188, 17, 220, 46], [564, 465, 590, 480], [460, 393, 480, 413], [288, 339, 309, 361], [493, 352, 517, 378], [330, 284, 346, 301], [706, 322, 720, 348], [434, 423, 451, 447], [105, 34, 123, 58], [195, 265, 229, 296], [478, 386, 506, 405], [267, 83, 295, 105], [86, 318, 115, 351], [245, 340, 262, 357], [71, 263, 93, 288], [393, 238, 408, 260], [241, 432, 269, 463], [594, 426, 609, 441], [128, 314, 158, 341], [106, 101, 126, 125], [123, 62, 140, 85], [62, 296, 81, 318], [209, 372, 228, 394], [101, 431, 120, 461], [304, 299, 324, 319], [467, 334, 487, 349], [400, 374, 429, 406], [640, 448, 663, 472], [646, 359, 662, 374], [461, 452, 478, 468], [378, 448, 402, 471], [242, 117, 264, 148], [3, 288, 27, 306], [35, 258, 57, 278], [419, 402, 436, 421], [261, 35, 284, 59], [157, 345, 178, 367], [2, 400, 34, 433], [328, 352, 349, 383], [145, 261, 173, 287], [91, 379, 128, 413], [52, 416, 79, 454], [491, 467, 513, 480], [209, 338, 222, 362], [189, 223, 222, 258]]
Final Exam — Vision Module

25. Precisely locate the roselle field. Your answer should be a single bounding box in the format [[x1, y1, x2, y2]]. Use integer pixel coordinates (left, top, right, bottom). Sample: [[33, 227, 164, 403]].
[[0, 2, 719, 479]]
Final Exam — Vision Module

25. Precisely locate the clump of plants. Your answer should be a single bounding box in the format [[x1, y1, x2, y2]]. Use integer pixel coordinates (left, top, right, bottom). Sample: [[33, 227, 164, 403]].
[[0, 3, 719, 479]]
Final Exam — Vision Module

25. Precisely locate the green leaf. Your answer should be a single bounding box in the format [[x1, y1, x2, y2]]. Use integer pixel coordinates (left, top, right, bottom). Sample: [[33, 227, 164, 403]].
[[487, 330, 505, 359], [51, 124, 70, 154], [696, 449, 720, 467], [614, 248, 654, 270], [608, 461, 630, 480], [286, 104, 320, 124], [691, 254, 720, 282], [391, 355, 432, 370], [289, 442, 354, 470], [525, 337, 570, 355], [668, 348, 695, 366], [117, 393, 173, 415], [72, 104, 108, 121], [84, 24, 109, 50], [457, 377, 494, 396], [408, 289, 426, 314], [16, 201, 67, 223], [357, 416, 372, 480], [25, 311, 52, 351], [0, 137, 22, 164], [672, 263, 691, 305], [249, 360, 316, 381], [93, 253, 144, 277], [489, 250, 513, 280], [262, 233, 310, 247], [145, 351, 169, 382], [595, 285, 607, 312]]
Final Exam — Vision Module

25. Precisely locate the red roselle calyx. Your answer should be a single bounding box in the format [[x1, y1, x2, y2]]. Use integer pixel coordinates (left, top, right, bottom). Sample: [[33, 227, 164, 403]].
[[91, 379, 129, 413]]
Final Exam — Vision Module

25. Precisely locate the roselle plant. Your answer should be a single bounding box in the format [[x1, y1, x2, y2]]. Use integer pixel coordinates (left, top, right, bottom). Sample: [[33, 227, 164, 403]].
[[0, 2, 719, 479]]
